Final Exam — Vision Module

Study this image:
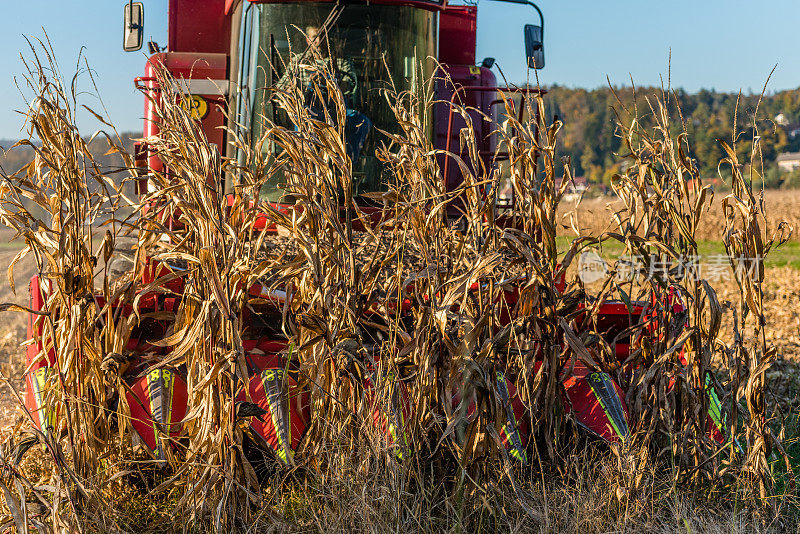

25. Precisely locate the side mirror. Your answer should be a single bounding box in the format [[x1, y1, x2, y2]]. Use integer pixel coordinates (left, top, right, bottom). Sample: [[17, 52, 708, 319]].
[[123, 2, 144, 52], [524, 24, 544, 69]]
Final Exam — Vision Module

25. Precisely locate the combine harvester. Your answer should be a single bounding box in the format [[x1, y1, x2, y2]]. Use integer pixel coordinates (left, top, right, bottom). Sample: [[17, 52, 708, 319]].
[[24, 0, 727, 466]]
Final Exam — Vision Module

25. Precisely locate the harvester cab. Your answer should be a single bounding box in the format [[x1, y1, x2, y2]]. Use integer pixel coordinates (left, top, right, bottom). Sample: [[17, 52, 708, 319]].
[[127, 0, 546, 213]]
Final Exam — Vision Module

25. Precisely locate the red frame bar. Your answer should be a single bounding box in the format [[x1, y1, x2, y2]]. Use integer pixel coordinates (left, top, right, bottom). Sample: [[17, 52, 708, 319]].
[[442, 86, 545, 199], [244, 0, 447, 12]]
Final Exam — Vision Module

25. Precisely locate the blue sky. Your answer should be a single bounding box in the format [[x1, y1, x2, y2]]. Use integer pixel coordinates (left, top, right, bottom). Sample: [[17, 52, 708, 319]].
[[0, 0, 795, 138], [477, 0, 800, 96]]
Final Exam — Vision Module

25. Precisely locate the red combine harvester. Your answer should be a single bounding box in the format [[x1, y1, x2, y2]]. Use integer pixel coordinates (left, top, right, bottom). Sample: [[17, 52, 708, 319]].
[[23, 0, 727, 466]]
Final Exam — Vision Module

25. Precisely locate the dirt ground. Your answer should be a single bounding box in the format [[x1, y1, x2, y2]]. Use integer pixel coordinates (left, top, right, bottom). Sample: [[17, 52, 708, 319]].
[[0, 230, 37, 431], [557, 188, 800, 243]]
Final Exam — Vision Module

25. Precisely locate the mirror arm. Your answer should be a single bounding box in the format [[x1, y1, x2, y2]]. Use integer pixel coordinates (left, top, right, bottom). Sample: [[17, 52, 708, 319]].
[[483, 0, 544, 38], [126, 0, 141, 30]]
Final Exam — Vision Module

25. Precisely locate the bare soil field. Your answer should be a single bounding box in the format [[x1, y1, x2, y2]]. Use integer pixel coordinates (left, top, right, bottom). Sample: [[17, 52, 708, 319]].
[[0, 229, 36, 432], [557, 188, 800, 244]]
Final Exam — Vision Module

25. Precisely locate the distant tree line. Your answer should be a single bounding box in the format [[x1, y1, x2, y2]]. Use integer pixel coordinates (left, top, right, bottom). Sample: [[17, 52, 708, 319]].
[[542, 85, 800, 189]]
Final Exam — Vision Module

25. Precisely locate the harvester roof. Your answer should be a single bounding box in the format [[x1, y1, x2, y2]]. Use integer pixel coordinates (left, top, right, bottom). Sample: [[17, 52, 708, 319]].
[[227, 0, 447, 16]]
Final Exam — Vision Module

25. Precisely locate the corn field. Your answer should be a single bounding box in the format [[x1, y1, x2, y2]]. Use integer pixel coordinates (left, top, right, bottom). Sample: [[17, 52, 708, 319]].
[[0, 43, 794, 532]]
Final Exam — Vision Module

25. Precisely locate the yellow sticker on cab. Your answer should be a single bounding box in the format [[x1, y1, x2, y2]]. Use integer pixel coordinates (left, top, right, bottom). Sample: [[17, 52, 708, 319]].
[[180, 94, 209, 120]]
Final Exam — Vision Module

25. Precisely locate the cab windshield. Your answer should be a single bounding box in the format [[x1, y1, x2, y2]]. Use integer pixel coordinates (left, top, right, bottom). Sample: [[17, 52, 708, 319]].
[[238, 4, 437, 200]]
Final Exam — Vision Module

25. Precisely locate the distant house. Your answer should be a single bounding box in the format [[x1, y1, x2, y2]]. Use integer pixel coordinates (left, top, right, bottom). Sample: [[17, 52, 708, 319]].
[[774, 113, 800, 138], [777, 152, 800, 172], [556, 176, 589, 201], [555, 176, 588, 192]]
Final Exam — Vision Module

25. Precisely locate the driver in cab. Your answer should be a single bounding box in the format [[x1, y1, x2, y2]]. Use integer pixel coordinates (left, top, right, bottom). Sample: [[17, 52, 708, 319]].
[[277, 25, 372, 165]]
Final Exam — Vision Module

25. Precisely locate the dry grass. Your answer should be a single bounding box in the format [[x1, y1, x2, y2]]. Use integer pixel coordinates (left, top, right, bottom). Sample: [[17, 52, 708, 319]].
[[0, 42, 794, 532]]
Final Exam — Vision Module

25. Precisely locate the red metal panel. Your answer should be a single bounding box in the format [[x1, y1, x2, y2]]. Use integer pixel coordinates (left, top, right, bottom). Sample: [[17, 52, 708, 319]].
[[433, 65, 497, 192], [246, 0, 446, 10], [126, 368, 189, 458], [562, 364, 630, 443], [169, 0, 232, 54], [439, 6, 476, 66], [142, 52, 228, 174], [146, 52, 228, 82]]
